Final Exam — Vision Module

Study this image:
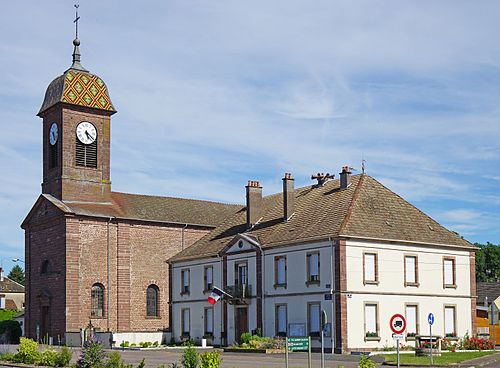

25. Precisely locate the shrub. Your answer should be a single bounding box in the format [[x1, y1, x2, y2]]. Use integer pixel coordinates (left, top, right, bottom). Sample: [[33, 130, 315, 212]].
[[181, 345, 199, 368], [0, 352, 15, 362], [119, 341, 130, 348], [55, 347, 73, 367], [39, 350, 59, 367], [358, 354, 376, 368], [77, 340, 106, 368], [199, 351, 221, 368], [240, 332, 252, 345], [136, 358, 145, 368], [459, 334, 494, 350], [17, 337, 41, 364], [106, 351, 131, 368]]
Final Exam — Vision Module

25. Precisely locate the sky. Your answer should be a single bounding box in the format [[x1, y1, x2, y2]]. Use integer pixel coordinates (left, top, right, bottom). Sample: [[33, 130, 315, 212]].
[[1, 1, 499, 274]]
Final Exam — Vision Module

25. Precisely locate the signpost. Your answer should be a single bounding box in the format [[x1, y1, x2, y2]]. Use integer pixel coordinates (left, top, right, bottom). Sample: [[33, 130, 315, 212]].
[[428, 313, 435, 365], [286, 337, 311, 368], [321, 310, 327, 368], [390, 314, 406, 368]]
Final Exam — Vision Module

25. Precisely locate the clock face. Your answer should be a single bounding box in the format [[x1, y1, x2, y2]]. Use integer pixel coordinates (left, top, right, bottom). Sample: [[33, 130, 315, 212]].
[[76, 121, 97, 145], [49, 123, 58, 145]]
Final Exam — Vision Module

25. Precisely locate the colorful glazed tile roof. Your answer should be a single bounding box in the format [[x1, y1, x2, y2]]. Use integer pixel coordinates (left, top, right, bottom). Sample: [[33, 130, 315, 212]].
[[39, 69, 115, 115]]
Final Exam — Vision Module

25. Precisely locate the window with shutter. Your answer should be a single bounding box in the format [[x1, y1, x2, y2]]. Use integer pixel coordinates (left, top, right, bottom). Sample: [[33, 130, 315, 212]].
[[364, 304, 378, 338], [405, 256, 418, 286], [204, 266, 213, 291], [275, 256, 287, 286], [181, 269, 190, 294], [204, 308, 214, 335], [443, 259, 455, 287], [275, 304, 287, 336], [308, 303, 321, 336], [307, 253, 320, 283], [182, 308, 190, 336], [364, 253, 378, 284], [405, 305, 418, 336], [444, 306, 456, 337]]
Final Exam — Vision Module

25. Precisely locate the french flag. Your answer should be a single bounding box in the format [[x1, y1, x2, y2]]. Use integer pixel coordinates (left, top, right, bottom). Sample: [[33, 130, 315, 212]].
[[208, 287, 224, 305]]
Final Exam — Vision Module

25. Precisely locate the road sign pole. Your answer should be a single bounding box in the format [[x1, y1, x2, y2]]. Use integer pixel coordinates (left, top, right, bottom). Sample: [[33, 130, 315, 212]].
[[308, 336, 312, 368], [285, 337, 289, 368], [429, 323, 432, 366], [321, 329, 325, 368], [397, 337, 400, 368]]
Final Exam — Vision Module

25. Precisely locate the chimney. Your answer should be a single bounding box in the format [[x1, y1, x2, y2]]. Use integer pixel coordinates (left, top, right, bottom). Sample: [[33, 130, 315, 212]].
[[283, 173, 295, 222], [246, 180, 263, 229], [339, 166, 352, 189], [0, 267, 3, 282]]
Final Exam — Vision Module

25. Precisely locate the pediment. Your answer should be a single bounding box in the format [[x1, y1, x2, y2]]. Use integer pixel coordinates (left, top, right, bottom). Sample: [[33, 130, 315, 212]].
[[220, 233, 261, 255]]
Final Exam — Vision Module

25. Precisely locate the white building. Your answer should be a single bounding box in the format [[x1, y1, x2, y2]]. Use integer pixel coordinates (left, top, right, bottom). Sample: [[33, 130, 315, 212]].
[[169, 168, 476, 352]]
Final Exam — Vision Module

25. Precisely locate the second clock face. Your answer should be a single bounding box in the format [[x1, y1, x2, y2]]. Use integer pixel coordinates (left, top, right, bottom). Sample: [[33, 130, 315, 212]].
[[76, 121, 97, 145], [49, 122, 58, 145]]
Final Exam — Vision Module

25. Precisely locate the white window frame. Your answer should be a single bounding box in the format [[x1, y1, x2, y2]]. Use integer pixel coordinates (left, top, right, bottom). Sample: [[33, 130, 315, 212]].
[[364, 302, 380, 341], [274, 256, 287, 287], [404, 255, 419, 287], [363, 252, 378, 285], [204, 266, 213, 292], [204, 307, 214, 336], [405, 304, 419, 339], [181, 308, 190, 336], [443, 257, 456, 288], [306, 252, 320, 284], [308, 302, 321, 337], [181, 269, 190, 295], [275, 304, 287, 336], [444, 305, 457, 338]]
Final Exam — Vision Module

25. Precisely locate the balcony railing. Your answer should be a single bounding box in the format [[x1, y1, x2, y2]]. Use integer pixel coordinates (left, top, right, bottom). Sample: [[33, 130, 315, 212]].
[[224, 284, 252, 304]]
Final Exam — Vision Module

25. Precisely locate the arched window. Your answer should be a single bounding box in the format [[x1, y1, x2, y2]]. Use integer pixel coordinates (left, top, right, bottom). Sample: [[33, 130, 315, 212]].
[[146, 285, 159, 317], [91, 283, 105, 318], [41, 260, 51, 275]]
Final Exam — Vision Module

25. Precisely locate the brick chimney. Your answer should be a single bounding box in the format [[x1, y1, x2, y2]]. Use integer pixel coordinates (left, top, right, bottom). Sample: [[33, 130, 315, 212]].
[[246, 180, 263, 229], [340, 166, 352, 189], [283, 173, 295, 222]]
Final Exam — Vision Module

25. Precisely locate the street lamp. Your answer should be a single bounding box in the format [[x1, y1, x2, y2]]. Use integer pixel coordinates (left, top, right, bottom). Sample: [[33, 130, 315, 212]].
[[12, 258, 24, 263]]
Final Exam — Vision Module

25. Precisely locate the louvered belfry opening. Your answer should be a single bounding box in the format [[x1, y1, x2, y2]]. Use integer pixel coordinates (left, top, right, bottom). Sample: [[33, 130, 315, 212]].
[[49, 143, 58, 169], [76, 139, 97, 168]]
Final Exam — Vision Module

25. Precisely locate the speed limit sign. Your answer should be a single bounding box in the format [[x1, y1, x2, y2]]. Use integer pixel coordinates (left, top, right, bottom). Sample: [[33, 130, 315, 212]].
[[390, 314, 406, 334]]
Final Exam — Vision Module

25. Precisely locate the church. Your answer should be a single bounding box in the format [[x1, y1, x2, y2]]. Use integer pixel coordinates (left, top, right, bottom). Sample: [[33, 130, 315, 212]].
[[21, 36, 241, 345]]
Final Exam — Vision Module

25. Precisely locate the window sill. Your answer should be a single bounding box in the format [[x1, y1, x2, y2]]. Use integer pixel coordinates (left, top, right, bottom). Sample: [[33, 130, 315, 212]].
[[274, 283, 287, 289], [90, 316, 106, 319], [405, 282, 420, 287], [146, 316, 161, 319], [363, 280, 379, 285], [364, 336, 381, 342], [406, 336, 416, 341], [443, 284, 457, 289], [306, 280, 320, 286], [180, 292, 190, 296]]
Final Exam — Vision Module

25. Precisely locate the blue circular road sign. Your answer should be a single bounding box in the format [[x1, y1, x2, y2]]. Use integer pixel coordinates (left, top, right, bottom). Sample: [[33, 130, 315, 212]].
[[428, 313, 434, 325]]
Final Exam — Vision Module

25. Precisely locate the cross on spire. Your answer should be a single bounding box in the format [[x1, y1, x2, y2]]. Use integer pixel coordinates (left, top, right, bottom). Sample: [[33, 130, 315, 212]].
[[74, 4, 80, 39], [69, 3, 88, 72]]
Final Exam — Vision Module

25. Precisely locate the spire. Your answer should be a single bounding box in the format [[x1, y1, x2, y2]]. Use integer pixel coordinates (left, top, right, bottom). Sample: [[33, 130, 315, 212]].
[[69, 4, 88, 72]]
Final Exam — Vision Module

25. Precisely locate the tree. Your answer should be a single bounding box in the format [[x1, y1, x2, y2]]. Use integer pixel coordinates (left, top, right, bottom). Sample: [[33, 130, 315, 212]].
[[8, 265, 25, 285], [475, 242, 500, 282]]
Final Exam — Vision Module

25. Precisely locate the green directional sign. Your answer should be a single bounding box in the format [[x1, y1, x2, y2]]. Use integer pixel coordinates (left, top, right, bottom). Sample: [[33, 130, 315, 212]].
[[287, 337, 309, 351]]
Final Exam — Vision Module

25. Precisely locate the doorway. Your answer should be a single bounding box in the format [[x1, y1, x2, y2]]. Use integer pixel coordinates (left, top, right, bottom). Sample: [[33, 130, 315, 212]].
[[41, 306, 51, 340], [235, 307, 248, 343]]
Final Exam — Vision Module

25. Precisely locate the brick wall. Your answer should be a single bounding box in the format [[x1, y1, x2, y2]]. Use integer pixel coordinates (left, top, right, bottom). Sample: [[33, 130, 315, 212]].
[[25, 199, 213, 341], [24, 199, 67, 340]]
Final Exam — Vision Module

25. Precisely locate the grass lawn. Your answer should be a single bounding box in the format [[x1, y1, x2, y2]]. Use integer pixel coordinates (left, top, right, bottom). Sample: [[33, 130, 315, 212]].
[[382, 351, 496, 365]]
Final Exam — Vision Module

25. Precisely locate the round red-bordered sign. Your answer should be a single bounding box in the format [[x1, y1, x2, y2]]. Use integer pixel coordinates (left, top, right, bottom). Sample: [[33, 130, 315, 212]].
[[390, 314, 406, 334]]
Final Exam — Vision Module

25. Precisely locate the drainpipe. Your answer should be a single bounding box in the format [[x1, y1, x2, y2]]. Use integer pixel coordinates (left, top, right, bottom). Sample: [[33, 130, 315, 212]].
[[329, 236, 336, 354], [181, 224, 188, 250], [107, 217, 114, 332], [219, 254, 224, 346]]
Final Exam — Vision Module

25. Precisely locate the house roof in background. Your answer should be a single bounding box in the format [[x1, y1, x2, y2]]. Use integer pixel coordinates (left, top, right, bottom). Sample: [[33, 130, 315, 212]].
[[0, 277, 25, 293]]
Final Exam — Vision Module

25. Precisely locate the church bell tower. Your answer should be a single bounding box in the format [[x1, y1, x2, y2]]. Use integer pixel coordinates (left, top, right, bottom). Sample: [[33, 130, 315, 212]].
[[38, 14, 116, 203]]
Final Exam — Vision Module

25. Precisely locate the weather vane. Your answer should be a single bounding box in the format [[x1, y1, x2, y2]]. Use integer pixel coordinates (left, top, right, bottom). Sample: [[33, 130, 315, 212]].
[[74, 4, 80, 39]]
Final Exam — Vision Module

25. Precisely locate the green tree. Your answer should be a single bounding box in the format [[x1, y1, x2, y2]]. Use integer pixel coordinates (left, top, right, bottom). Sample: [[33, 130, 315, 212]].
[[475, 242, 500, 282], [8, 265, 25, 285]]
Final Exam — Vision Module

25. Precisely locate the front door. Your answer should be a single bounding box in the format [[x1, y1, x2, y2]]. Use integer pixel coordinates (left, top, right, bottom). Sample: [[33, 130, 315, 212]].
[[235, 307, 248, 343], [41, 306, 51, 340]]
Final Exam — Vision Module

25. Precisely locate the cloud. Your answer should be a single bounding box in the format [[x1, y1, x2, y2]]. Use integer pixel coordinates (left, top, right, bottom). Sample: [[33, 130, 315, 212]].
[[0, 0, 499, 267]]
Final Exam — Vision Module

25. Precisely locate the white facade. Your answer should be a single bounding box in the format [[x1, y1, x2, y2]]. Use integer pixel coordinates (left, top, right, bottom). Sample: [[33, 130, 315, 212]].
[[171, 236, 474, 351]]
